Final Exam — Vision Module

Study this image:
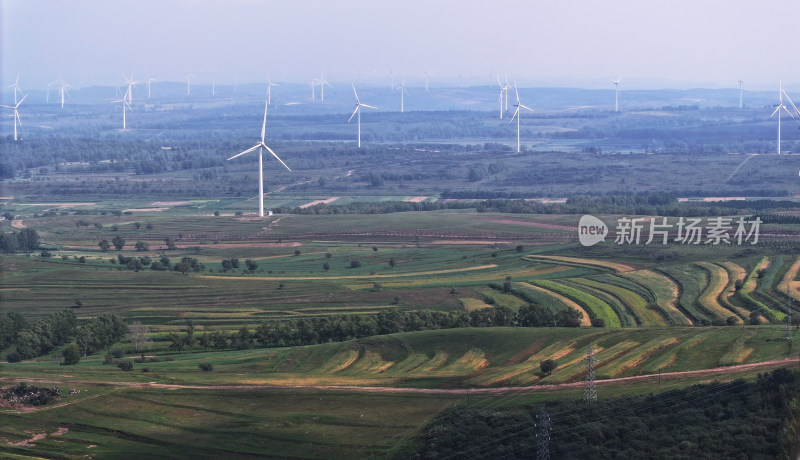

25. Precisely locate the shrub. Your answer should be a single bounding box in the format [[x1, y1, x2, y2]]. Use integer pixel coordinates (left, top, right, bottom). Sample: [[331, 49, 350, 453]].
[[6, 351, 21, 363], [540, 359, 557, 375], [117, 361, 133, 371], [61, 343, 81, 365], [199, 363, 214, 371], [350, 260, 362, 268]]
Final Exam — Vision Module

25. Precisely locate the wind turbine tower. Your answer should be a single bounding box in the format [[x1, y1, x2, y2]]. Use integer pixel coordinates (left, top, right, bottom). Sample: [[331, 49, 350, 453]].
[[1, 94, 27, 141], [318, 72, 331, 102], [771, 81, 796, 155], [267, 81, 279, 106], [398, 78, 408, 112], [187, 73, 197, 96], [228, 88, 291, 217], [147, 78, 156, 99], [348, 84, 378, 148], [738, 80, 743, 109], [112, 91, 133, 131], [613, 76, 621, 112], [510, 84, 534, 153], [123, 74, 140, 104], [58, 81, 71, 109]]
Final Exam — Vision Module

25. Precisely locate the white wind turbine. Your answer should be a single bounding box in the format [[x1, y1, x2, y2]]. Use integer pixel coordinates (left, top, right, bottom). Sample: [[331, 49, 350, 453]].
[[398, 78, 408, 112], [228, 90, 291, 217], [348, 84, 378, 148], [147, 78, 156, 99], [186, 72, 197, 96], [496, 75, 510, 119], [510, 84, 534, 153], [123, 74, 140, 104], [8, 75, 22, 105], [771, 81, 797, 155], [310, 78, 319, 101], [1, 94, 27, 141], [267, 81, 279, 106], [112, 90, 133, 131], [425, 70, 430, 92], [613, 76, 621, 112], [318, 72, 331, 102], [58, 81, 71, 109], [738, 80, 743, 109]]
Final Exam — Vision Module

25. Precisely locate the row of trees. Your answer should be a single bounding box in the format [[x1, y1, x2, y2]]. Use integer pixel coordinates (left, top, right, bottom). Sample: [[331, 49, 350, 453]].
[[160, 305, 583, 352], [3, 310, 128, 362], [0, 228, 39, 254]]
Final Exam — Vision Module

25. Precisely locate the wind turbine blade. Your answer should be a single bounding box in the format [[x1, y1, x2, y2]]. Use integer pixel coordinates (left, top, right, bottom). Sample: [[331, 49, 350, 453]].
[[782, 106, 795, 118], [347, 106, 360, 123], [16, 95, 27, 106], [352, 84, 359, 102], [261, 97, 269, 142], [361, 104, 378, 110], [782, 90, 800, 116], [770, 106, 782, 118], [514, 84, 520, 104], [511, 108, 520, 122], [262, 144, 291, 171], [228, 144, 260, 161], [519, 104, 534, 112]]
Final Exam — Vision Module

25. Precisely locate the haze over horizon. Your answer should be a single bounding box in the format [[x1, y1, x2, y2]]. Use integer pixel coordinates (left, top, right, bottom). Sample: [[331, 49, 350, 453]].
[[2, 0, 799, 92]]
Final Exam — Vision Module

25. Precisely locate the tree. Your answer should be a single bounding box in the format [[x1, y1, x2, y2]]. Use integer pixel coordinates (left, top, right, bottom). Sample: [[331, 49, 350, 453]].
[[61, 343, 81, 365], [540, 359, 557, 375], [245, 259, 258, 271], [112, 235, 125, 251], [350, 260, 362, 268], [165, 236, 177, 250], [111, 224, 120, 231], [145, 223, 154, 231], [168, 331, 185, 353], [117, 360, 133, 371], [17, 228, 39, 253], [389, 258, 395, 268], [98, 239, 110, 252], [128, 321, 152, 353], [322, 262, 330, 272], [134, 241, 150, 251], [134, 222, 141, 229]]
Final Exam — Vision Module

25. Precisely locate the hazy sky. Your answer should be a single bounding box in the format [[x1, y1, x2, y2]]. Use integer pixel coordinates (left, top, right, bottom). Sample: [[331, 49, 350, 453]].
[[2, 0, 799, 90]]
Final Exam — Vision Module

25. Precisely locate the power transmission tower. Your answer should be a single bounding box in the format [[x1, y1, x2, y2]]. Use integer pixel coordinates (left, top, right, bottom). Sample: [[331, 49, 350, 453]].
[[536, 406, 551, 460], [584, 341, 597, 403], [786, 286, 794, 341]]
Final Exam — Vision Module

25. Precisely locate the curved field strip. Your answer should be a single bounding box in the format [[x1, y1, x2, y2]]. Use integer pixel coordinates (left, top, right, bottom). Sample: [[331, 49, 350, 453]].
[[695, 262, 742, 320], [601, 337, 679, 378], [559, 279, 636, 327], [737, 257, 784, 322], [548, 340, 639, 383], [386, 354, 433, 373], [657, 265, 714, 324], [718, 330, 756, 366], [570, 278, 664, 327], [523, 255, 635, 273], [743, 257, 770, 293], [460, 298, 493, 311], [436, 349, 489, 375], [317, 349, 360, 374], [531, 280, 621, 327], [504, 347, 586, 386], [717, 262, 750, 317], [466, 342, 574, 387], [777, 255, 800, 298], [514, 282, 593, 326], [591, 274, 656, 303], [412, 352, 449, 373], [757, 255, 784, 293], [620, 270, 691, 326], [341, 351, 395, 374]]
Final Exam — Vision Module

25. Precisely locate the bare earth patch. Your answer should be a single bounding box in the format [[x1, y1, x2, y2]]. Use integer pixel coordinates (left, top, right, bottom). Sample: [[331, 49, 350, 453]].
[[11, 220, 26, 229], [151, 201, 188, 205], [25, 202, 96, 208], [299, 197, 340, 209], [123, 208, 169, 212], [405, 196, 429, 203], [477, 216, 577, 231]]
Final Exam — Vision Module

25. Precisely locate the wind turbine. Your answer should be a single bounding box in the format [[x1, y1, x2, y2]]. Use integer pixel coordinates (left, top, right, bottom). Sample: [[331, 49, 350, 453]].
[[310, 78, 319, 101], [398, 78, 408, 112], [228, 89, 291, 217], [112, 91, 133, 131], [8, 75, 22, 105], [613, 76, 621, 112], [347, 84, 378, 148], [147, 78, 156, 99], [510, 84, 534, 153], [318, 72, 331, 102], [425, 70, 430, 92], [58, 81, 71, 109], [267, 81, 279, 106], [1, 94, 27, 141], [123, 74, 140, 104], [186, 72, 197, 96], [771, 81, 797, 155], [496, 75, 511, 119], [738, 80, 743, 109]]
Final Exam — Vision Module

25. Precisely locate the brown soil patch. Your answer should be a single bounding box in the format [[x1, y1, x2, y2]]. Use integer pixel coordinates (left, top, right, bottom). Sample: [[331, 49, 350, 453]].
[[431, 240, 511, 245], [406, 196, 429, 203], [25, 202, 95, 208], [200, 264, 498, 281], [477, 216, 577, 231], [123, 208, 168, 212], [299, 197, 340, 209], [151, 201, 188, 205], [11, 220, 25, 229]]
